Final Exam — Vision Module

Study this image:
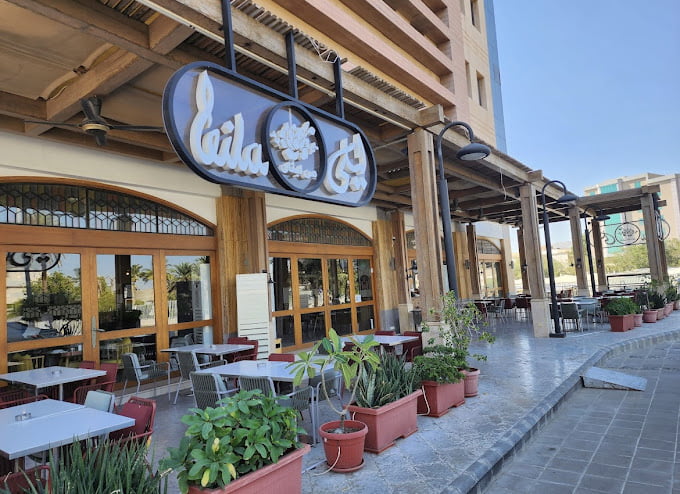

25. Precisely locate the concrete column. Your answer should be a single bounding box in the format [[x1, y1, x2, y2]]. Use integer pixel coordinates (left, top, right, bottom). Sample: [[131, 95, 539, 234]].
[[590, 220, 608, 292], [519, 183, 551, 337], [517, 227, 529, 293], [407, 128, 443, 319], [466, 223, 481, 298], [569, 206, 588, 296]]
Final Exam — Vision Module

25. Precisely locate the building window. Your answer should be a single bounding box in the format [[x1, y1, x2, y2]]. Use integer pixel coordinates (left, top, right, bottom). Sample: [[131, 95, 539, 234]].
[[465, 62, 472, 98], [470, 0, 480, 27], [476, 72, 487, 108]]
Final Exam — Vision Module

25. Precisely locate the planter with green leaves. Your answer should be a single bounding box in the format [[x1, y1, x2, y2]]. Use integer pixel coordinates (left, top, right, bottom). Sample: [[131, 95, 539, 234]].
[[160, 389, 309, 493], [422, 291, 495, 397], [289, 329, 380, 472], [414, 345, 466, 417], [347, 350, 421, 453], [605, 297, 637, 332]]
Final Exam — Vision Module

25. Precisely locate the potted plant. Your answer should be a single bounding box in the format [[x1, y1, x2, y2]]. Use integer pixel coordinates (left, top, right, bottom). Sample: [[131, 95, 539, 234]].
[[664, 282, 678, 314], [636, 288, 658, 323], [413, 344, 466, 417], [347, 349, 421, 453], [422, 291, 495, 397], [289, 329, 380, 472], [647, 282, 667, 320], [605, 297, 637, 332], [160, 389, 310, 493]]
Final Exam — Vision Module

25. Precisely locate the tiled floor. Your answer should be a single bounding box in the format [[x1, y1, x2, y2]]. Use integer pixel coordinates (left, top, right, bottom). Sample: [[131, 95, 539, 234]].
[[142, 311, 680, 494]]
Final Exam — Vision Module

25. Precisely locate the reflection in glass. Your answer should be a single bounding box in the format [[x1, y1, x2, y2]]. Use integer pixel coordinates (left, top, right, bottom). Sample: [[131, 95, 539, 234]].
[[6, 252, 82, 343], [167, 255, 212, 324], [275, 315, 294, 348], [331, 308, 352, 335], [97, 255, 154, 331], [99, 334, 156, 365], [301, 311, 325, 343], [356, 305, 375, 331], [298, 258, 323, 308], [353, 259, 373, 301], [270, 257, 292, 311], [327, 259, 349, 305]]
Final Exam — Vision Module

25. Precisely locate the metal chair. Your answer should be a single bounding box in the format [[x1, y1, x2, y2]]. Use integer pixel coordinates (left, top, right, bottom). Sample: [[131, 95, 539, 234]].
[[70, 381, 109, 404], [487, 299, 506, 320], [560, 302, 585, 332], [84, 390, 116, 412], [402, 331, 423, 362], [174, 351, 226, 404], [237, 375, 278, 397], [0, 394, 48, 410], [109, 396, 157, 446], [374, 330, 396, 336], [0, 465, 50, 493], [268, 353, 295, 362], [97, 362, 119, 392], [190, 371, 237, 409], [276, 385, 316, 443], [120, 353, 170, 405]]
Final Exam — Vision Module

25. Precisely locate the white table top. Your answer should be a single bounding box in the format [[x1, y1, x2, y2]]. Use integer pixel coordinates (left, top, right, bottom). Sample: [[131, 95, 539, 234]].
[[0, 400, 134, 459], [0, 366, 106, 389], [341, 334, 418, 347], [200, 360, 308, 383], [0, 399, 82, 426], [160, 343, 253, 357]]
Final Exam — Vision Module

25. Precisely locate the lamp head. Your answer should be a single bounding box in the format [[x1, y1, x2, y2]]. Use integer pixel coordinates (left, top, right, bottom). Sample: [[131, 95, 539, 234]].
[[595, 210, 610, 222], [456, 142, 491, 161], [556, 192, 578, 203]]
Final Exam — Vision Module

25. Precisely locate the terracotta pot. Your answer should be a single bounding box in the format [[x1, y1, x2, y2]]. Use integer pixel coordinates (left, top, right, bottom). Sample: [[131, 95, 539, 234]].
[[318, 420, 367, 473], [664, 303, 674, 316], [462, 368, 481, 397], [609, 314, 634, 332], [187, 443, 310, 493], [657, 308, 666, 320], [643, 310, 658, 323], [674, 300, 680, 310], [633, 313, 643, 327], [349, 390, 422, 454], [417, 380, 465, 417]]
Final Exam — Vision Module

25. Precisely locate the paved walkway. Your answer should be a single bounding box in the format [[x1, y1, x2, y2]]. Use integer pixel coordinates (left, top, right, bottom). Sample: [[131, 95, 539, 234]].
[[149, 310, 680, 494]]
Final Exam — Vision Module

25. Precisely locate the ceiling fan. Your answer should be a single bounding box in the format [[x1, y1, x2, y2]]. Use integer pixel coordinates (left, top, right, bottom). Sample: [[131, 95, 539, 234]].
[[25, 96, 164, 146]]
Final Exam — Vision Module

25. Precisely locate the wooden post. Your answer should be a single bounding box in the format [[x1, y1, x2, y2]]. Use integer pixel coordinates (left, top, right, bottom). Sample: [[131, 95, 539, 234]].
[[407, 128, 443, 319], [590, 220, 608, 292], [466, 223, 481, 298], [641, 193, 665, 282], [569, 206, 588, 296], [517, 227, 529, 293]]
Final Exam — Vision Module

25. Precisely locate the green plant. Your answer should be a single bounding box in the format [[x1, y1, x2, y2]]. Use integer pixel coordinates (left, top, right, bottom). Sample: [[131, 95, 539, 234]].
[[665, 283, 678, 303], [289, 328, 380, 432], [604, 297, 638, 316], [413, 345, 465, 385], [159, 389, 304, 493], [634, 289, 649, 311], [354, 350, 417, 408], [422, 291, 495, 369]]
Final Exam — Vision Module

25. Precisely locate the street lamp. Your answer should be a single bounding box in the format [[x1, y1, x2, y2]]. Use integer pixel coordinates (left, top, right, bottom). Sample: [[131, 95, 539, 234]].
[[435, 121, 491, 294], [541, 180, 578, 337], [582, 208, 610, 296]]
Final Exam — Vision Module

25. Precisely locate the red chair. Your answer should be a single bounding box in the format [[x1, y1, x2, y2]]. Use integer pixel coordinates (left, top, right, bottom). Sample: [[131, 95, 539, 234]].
[[374, 330, 396, 336], [0, 388, 32, 404], [79, 360, 96, 369], [0, 394, 48, 410], [402, 331, 423, 362], [1, 465, 50, 493], [227, 336, 249, 344], [268, 353, 295, 362], [70, 381, 114, 404], [109, 396, 157, 446], [98, 362, 119, 392]]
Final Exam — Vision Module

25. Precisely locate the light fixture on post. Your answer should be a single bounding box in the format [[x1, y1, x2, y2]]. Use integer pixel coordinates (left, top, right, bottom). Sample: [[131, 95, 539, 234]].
[[541, 180, 578, 338], [435, 121, 491, 295], [582, 208, 610, 296], [406, 259, 418, 295]]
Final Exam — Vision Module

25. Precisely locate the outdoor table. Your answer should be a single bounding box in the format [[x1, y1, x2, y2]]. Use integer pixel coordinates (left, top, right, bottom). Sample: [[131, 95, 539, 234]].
[[340, 334, 418, 347], [200, 360, 307, 384], [160, 343, 254, 359], [0, 366, 106, 401], [0, 399, 134, 466]]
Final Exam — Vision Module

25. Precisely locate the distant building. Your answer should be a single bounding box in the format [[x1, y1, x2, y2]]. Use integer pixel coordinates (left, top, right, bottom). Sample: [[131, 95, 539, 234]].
[[584, 173, 680, 255]]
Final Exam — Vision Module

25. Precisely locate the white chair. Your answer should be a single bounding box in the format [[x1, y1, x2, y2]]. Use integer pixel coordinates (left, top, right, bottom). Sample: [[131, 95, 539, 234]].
[[84, 390, 116, 412], [120, 352, 170, 405]]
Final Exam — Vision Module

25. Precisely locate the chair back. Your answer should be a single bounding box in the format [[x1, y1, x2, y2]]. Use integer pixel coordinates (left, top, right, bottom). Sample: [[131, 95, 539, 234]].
[[79, 360, 96, 369], [402, 331, 423, 362], [110, 396, 156, 444], [308, 369, 342, 400], [0, 395, 48, 410], [121, 353, 142, 381], [560, 302, 580, 319], [190, 372, 229, 409], [183, 334, 194, 345], [0, 388, 32, 404], [238, 376, 277, 397], [84, 390, 115, 412], [98, 363, 119, 392], [227, 336, 249, 344], [177, 351, 201, 379], [276, 385, 312, 413], [72, 381, 106, 404], [374, 330, 396, 336], [268, 353, 295, 362], [1, 466, 50, 493]]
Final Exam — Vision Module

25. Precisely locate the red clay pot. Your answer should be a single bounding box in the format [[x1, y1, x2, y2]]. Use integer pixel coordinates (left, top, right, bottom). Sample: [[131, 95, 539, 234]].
[[187, 443, 310, 494], [664, 303, 674, 316], [609, 314, 634, 332], [462, 368, 481, 397], [643, 310, 658, 323], [657, 308, 666, 320], [348, 390, 422, 453], [318, 420, 367, 473], [417, 380, 465, 417], [633, 314, 643, 327]]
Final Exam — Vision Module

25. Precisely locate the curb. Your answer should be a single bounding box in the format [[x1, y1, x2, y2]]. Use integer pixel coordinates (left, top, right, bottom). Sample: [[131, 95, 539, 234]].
[[441, 327, 680, 494]]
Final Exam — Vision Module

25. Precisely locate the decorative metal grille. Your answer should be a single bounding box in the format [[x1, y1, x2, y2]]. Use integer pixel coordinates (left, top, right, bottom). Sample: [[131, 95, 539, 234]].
[[0, 183, 213, 236], [477, 239, 501, 255], [600, 217, 670, 248], [406, 231, 416, 250], [268, 217, 371, 246]]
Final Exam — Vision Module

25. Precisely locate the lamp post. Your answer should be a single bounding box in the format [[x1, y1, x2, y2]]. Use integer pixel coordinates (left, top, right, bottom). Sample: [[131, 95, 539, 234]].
[[582, 208, 610, 296], [541, 180, 578, 337], [435, 121, 490, 295]]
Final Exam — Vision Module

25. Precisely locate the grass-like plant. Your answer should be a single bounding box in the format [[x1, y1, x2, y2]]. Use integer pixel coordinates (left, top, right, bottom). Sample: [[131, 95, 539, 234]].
[[354, 350, 417, 408]]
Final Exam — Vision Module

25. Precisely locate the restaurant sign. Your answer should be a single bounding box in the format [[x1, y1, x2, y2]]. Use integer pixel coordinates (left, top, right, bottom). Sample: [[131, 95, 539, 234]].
[[163, 62, 376, 207]]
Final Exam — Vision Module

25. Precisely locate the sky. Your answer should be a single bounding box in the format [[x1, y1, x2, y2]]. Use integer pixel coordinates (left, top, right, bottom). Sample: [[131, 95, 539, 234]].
[[492, 0, 680, 243]]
